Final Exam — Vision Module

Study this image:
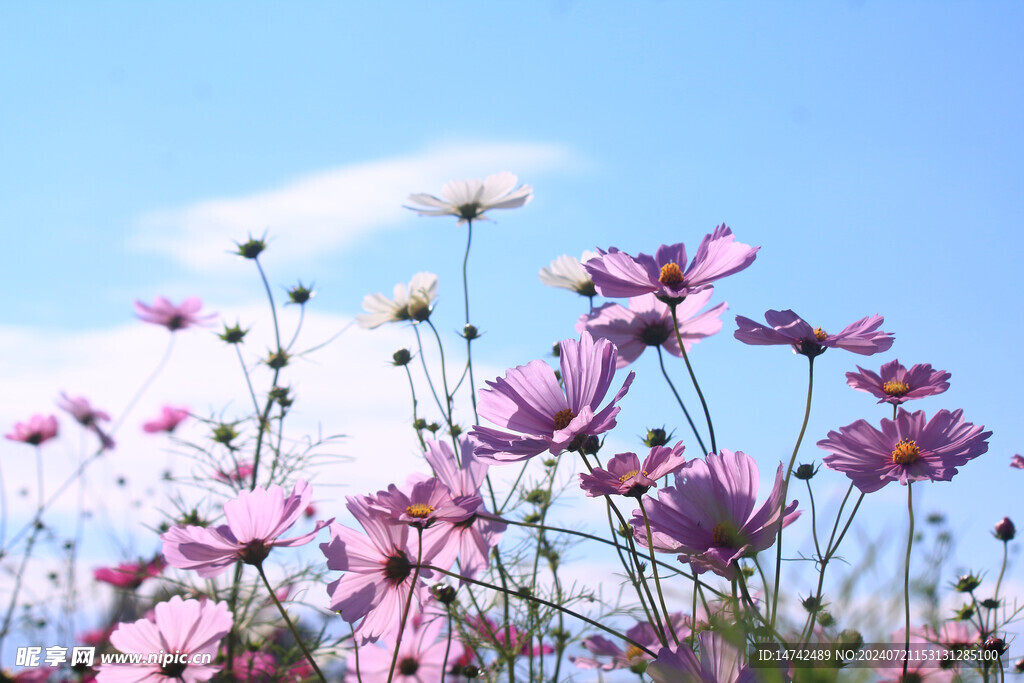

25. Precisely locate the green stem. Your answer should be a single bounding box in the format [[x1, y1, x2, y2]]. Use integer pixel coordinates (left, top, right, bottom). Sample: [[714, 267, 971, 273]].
[[424, 564, 657, 658], [655, 346, 708, 455], [403, 366, 427, 450], [669, 304, 716, 454], [903, 482, 915, 681], [256, 564, 326, 683], [388, 527, 423, 683], [771, 355, 815, 629], [640, 498, 678, 646]]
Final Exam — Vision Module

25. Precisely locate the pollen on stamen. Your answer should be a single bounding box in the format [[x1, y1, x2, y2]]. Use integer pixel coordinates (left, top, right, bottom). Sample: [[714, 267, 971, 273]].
[[813, 327, 828, 342], [625, 644, 644, 660], [883, 380, 911, 397], [891, 438, 921, 465], [405, 503, 435, 518], [658, 262, 684, 287], [617, 469, 640, 483], [553, 408, 577, 431], [711, 521, 740, 548]]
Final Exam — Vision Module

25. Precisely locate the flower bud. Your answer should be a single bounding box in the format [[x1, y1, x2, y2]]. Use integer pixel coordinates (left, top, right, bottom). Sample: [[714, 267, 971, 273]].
[[954, 604, 975, 620], [212, 423, 239, 448], [431, 583, 457, 605], [983, 636, 1007, 656], [287, 282, 314, 305], [980, 597, 1000, 609], [265, 349, 290, 370], [994, 516, 1015, 541], [234, 236, 267, 259], [795, 463, 819, 480], [463, 324, 480, 340], [643, 427, 672, 448], [219, 323, 249, 344], [802, 595, 821, 613], [580, 435, 601, 455], [955, 573, 981, 593], [1013, 657, 1024, 674], [551, 342, 561, 357], [838, 629, 863, 651], [392, 348, 412, 366]]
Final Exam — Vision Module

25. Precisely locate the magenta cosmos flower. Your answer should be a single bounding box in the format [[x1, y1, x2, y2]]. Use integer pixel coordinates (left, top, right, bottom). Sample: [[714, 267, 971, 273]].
[[573, 615, 689, 672], [846, 359, 951, 405], [584, 225, 759, 304], [321, 496, 445, 645], [58, 392, 115, 450], [1012, 454, 1024, 469], [162, 480, 331, 577], [346, 613, 464, 683], [634, 450, 800, 578], [370, 477, 481, 529], [5, 414, 58, 446], [817, 409, 991, 494], [579, 442, 687, 498], [134, 296, 216, 331], [214, 460, 254, 484], [95, 595, 232, 683], [94, 556, 164, 589], [405, 172, 533, 224], [142, 405, 189, 434], [422, 437, 506, 579], [734, 309, 894, 357], [647, 631, 783, 683], [470, 332, 634, 462], [577, 291, 728, 368]]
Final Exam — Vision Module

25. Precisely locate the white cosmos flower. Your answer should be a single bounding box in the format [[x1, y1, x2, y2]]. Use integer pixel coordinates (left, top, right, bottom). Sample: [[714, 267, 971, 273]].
[[538, 251, 599, 297], [405, 171, 533, 224], [356, 272, 439, 329]]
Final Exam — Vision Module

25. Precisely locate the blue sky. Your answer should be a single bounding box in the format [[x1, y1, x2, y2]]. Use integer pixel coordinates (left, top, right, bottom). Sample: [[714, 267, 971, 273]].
[[2, 0, 1022, 671]]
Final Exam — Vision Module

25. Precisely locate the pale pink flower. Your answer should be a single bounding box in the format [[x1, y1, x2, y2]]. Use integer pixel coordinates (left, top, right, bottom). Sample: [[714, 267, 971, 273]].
[[142, 405, 189, 434], [405, 172, 532, 224], [133, 296, 216, 331], [4, 414, 58, 446], [58, 392, 115, 450]]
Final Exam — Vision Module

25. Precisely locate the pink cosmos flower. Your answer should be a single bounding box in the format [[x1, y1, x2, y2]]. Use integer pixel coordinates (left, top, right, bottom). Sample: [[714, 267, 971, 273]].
[[576, 291, 728, 368], [634, 450, 800, 578], [405, 172, 533, 224], [1010, 454, 1024, 469], [214, 461, 255, 484], [58, 392, 115, 450], [231, 651, 278, 681], [584, 225, 759, 304], [463, 615, 554, 658], [346, 613, 464, 682], [817, 409, 991, 494], [846, 360, 951, 405], [579, 442, 687, 498], [95, 595, 232, 683], [470, 332, 635, 462], [647, 631, 782, 683], [320, 496, 442, 645], [162, 480, 331, 577], [133, 296, 216, 331], [874, 630, 954, 683], [94, 556, 164, 589], [572, 616, 689, 672], [734, 309, 894, 357], [422, 438, 506, 579], [8, 669, 52, 683], [5, 414, 58, 446], [142, 405, 189, 434], [370, 477, 481, 529]]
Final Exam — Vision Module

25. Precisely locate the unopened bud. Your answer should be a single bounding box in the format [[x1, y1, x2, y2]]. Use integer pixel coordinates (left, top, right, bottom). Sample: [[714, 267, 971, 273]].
[[994, 516, 1015, 542]]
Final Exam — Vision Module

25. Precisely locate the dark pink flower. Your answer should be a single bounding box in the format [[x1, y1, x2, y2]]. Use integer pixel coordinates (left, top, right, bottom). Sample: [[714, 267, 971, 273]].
[[647, 631, 778, 683], [58, 392, 115, 450], [5, 414, 58, 446], [579, 442, 687, 498], [633, 450, 800, 578], [162, 480, 331, 577], [346, 612, 464, 682], [846, 360, 950, 405], [142, 405, 189, 434], [370, 477, 481, 529], [818, 409, 991, 494], [232, 651, 278, 681], [573, 616, 688, 672], [576, 291, 727, 368], [320, 496, 442, 645], [422, 437, 506, 579], [470, 332, 634, 463], [464, 615, 553, 658], [133, 296, 216, 331], [94, 556, 164, 589], [96, 595, 232, 682], [584, 225, 759, 304], [215, 461, 254, 484], [1011, 454, 1024, 469], [734, 309, 894, 357]]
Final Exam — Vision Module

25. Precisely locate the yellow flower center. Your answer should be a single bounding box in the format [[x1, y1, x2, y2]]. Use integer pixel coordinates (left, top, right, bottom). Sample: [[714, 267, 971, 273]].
[[625, 645, 644, 660], [813, 327, 828, 342], [711, 521, 741, 548], [658, 262, 684, 287], [617, 469, 649, 483], [883, 380, 911, 397], [553, 408, 577, 431], [405, 503, 435, 518], [891, 439, 921, 465]]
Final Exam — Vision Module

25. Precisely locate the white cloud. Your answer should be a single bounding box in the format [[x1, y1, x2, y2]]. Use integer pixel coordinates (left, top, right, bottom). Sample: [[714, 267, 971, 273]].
[[131, 141, 574, 271]]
